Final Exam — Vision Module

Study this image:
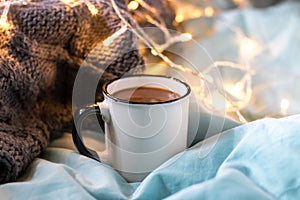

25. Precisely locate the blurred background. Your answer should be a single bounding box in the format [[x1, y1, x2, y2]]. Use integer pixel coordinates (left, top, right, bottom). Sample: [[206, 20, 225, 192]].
[[125, 0, 300, 123]]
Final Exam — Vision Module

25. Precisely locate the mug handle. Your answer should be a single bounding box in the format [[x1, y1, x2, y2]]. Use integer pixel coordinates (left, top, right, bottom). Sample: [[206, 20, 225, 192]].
[[72, 103, 108, 162]]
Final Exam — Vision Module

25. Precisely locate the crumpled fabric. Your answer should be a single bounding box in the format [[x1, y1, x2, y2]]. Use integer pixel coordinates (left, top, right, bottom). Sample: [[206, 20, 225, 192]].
[[1, 114, 299, 199]]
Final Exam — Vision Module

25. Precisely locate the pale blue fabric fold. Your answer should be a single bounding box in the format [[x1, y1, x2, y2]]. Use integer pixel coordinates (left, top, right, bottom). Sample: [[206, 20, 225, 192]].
[[0, 115, 299, 199]]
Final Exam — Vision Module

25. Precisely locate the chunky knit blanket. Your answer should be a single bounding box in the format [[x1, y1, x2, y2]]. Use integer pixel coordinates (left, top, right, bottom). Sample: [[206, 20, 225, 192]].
[[0, 0, 144, 183]]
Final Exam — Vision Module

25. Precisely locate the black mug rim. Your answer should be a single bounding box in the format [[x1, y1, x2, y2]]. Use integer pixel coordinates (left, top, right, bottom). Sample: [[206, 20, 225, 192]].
[[102, 74, 191, 105]]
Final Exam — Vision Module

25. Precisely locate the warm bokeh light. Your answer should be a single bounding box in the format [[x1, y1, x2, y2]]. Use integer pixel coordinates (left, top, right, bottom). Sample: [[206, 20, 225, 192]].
[[180, 33, 192, 42], [191, 9, 203, 18], [280, 98, 289, 115], [22, 0, 30, 5], [127, 1, 139, 11], [223, 82, 251, 113], [0, 0, 266, 123], [239, 37, 262, 58], [204, 6, 214, 17], [0, 16, 11, 30], [175, 14, 184, 23], [88, 4, 98, 15], [151, 48, 164, 56], [227, 83, 245, 100], [151, 49, 158, 56]]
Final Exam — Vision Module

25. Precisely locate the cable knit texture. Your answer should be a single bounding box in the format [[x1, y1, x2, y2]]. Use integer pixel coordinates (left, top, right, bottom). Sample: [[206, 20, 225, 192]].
[[0, 0, 144, 183]]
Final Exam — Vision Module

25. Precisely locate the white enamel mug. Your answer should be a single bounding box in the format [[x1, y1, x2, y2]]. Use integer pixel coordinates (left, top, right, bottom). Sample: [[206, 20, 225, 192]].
[[72, 75, 191, 182]]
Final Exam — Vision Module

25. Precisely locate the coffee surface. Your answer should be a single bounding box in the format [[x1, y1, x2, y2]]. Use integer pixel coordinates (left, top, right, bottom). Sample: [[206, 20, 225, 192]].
[[112, 86, 180, 103]]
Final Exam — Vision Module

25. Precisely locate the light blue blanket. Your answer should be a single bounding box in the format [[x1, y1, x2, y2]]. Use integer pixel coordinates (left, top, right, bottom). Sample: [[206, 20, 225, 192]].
[[1, 114, 299, 199]]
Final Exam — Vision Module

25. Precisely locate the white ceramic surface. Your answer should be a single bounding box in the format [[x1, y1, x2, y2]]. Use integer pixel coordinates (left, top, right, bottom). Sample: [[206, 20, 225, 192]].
[[96, 75, 191, 182]]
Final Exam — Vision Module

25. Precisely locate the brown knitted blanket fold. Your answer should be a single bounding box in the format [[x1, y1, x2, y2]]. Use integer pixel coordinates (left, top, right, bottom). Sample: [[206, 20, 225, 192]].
[[0, 0, 144, 183]]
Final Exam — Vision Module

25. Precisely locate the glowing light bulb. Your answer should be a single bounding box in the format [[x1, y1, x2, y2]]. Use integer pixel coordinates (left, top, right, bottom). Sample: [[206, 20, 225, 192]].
[[151, 49, 158, 56], [0, 1, 11, 30], [127, 1, 139, 11], [175, 14, 184, 23], [180, 33, 192, 42], [239, 37, 262, 58], [22, 0, 29, 5], [280, 98, 289, 115], [223, 82, 250, 112], [88, 4, 98, 15], [204, 7, 214, 17], [228, 83, 244, 99], [0, 16, 10, 30], [191, 9, 203, 18], [151, 48, 164, 56]]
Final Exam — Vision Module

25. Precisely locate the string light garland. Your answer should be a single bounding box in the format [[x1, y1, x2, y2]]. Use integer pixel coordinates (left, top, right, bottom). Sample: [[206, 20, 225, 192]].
[[0, 0, 250, 122], [2, 0, 288, 122], [109, 0, 252, 122]]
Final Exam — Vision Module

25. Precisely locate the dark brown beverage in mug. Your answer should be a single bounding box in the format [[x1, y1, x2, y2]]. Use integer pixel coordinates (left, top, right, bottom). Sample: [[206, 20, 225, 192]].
[[112, 86, 181, 103]]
